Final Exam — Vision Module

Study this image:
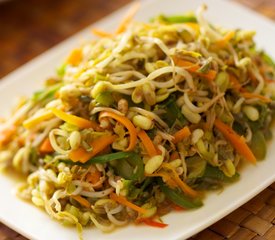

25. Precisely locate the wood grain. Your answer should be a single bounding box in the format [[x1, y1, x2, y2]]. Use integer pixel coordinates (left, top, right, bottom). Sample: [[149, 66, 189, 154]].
[[0, 0, 274, 239]]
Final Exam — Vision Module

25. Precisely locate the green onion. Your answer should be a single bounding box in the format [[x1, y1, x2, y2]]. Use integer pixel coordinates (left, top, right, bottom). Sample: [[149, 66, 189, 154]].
[[32, 83, 62, 102], [186, 155, 207, 179], [160, 184, 202, 209], [95, 91, 114, 106], [202, 165, 239, 183], [75, 152, 144, 181], [160, 95, 187, 127], [154, 14, 197, 23]]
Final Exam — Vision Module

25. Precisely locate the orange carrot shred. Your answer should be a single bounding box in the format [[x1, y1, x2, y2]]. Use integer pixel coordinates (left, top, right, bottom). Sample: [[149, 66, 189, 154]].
[[173, 57, 217, 81], [214, 119, 257, 164], [136, 218, 168, 228], [39, 137, 54, 153], [229, 74, 242, 90], [0, 125, 16, 147], [69, 134, 117, 163], [51, 108, 100, 130], [170, 151, 180, 161], [91, 28, 113, 38], [66, 48, 83, 66], [172, 126, 191, 144], [99, 111, 137, 151], [110, 192, 146, 214], [137, 130, 158, 157], [162, 163, 199, 198], [71, 195, 91, 208], [215, 31, 235, 48], [241, 92, 272, 103], [145, 171, 178, 189]]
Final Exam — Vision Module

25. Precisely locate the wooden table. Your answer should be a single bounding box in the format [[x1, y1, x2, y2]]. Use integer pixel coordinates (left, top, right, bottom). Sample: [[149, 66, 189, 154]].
[[0, 0, 274, 239]]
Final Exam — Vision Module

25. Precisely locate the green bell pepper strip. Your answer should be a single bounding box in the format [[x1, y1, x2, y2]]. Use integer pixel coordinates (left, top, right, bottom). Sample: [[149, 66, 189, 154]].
[[160, 183, 203, 209], [69, 151, 144, 181]]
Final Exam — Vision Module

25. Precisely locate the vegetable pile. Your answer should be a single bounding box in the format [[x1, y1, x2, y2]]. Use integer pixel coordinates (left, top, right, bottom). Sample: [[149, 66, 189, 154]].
[[0, 3, 275, 237]]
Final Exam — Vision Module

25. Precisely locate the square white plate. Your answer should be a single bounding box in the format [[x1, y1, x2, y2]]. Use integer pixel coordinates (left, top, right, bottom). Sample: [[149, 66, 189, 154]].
[[0, 0, 275, 240]]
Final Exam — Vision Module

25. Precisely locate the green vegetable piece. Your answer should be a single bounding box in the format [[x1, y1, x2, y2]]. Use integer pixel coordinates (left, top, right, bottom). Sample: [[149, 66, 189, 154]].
[[186, 155, 207, 179], [250, 131, 267, 160], [160, 184, 202, 209], [156, 14, 197, 23], [32, 83, 62, 102], [95, 91, 114, 106], [202, 165, 239, 183], [160, 95, 187, 127], [56, 63, 67, 77], [81, 152, 144, 181], [215, 71, 229, 92]]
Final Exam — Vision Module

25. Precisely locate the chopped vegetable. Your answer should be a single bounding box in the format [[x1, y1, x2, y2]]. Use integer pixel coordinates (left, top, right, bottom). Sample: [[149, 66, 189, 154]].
[[66, 48, 83, 66], [110, 192, 146, 214], [39, 137, 54, 153], [173, 57, 217, 81], [51, 108, 99, 130], [250, 131, 267, 160], [136, 218, 168, 228], [99, 111, 137, 151], [172, 126, 191, 144], [138, 130, 159, 157], [161, 163, 199, 198], [23, 111, 54, 129], [214, 119, 257, 164], [160, 184, 202, 209], [0, 125, 16, 147], [241, 92, 272, 103], [71, 195, 91, 208], [69, 135, 117, 163]]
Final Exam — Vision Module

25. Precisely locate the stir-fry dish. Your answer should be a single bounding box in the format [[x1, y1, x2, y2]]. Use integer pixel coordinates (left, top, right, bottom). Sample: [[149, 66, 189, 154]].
[[1, 3, 275, 237]]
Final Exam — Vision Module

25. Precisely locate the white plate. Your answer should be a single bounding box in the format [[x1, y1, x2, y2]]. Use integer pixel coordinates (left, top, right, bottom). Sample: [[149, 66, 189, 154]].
[[0, 0, 275, 239]]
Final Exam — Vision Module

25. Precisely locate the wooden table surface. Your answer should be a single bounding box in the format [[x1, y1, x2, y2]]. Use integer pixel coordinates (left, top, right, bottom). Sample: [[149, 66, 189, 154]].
[[0, 0, 274, 239]]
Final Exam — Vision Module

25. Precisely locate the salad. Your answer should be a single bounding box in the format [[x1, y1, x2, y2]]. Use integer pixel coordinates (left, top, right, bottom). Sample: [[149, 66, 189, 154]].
[[0, 3, 275, 238]]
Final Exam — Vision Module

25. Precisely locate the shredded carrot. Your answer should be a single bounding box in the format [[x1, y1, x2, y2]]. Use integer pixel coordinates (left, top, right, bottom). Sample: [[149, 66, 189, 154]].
[[23, 111, 54, 129], [171, 203, 185, 211], [241, 92, 272, 103], [136, 218, 168, 228], [86, 168, 102, 189], [172, 126, 191, 144], [215, 31, 235, 48], [137, 130, 158, 157], [110, 192, 146, 214], [51, 108, 100, 130], [99, 111, 137, 151], [86, 168, 101, 185], [162, 163, 199, 198], [91, 28, 113, 38], [146, 171, 178, 189], [66, 48, 83, 66], [71, 195, 91, 208], [229, 74, 242, 90], [173, 57, 217, 81], [39, 137, 54, 153], [0, 125, 16, 147], [170, 151, 180, 161], [69, 134, 117, 163], [115, 2, 140, 34], [214, 119, 257, 164]]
